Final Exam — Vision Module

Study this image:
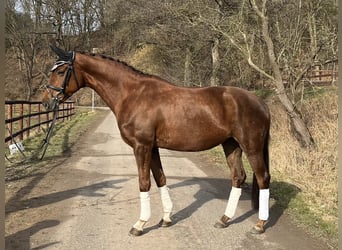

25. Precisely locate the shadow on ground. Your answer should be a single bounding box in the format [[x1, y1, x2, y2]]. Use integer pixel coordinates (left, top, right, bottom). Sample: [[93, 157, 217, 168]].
[[144, 177, 300, 233], [6, 220, 60, 250], [6, 178, 128, 215]]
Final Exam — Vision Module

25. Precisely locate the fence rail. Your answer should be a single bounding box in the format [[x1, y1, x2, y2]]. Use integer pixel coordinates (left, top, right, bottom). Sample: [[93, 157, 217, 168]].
[[306, 69, 338, 85], [5, 100, 75, 144], [306, 61, 338, 85]]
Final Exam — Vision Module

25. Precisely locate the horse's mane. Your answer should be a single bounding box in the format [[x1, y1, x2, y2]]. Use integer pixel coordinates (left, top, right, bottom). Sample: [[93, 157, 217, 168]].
[[77, 51, 152, 77]]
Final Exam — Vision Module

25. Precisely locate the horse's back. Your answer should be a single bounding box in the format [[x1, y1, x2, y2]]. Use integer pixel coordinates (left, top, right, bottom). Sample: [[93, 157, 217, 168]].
[[118, 81, 269, 152], [152, 85, 269, 151]]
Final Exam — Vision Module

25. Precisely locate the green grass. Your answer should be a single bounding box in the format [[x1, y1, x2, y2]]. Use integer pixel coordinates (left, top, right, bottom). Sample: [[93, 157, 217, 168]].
[[302, 85, 336, 99], [5, 109, 107, 180], [254, 88, 274, 99]]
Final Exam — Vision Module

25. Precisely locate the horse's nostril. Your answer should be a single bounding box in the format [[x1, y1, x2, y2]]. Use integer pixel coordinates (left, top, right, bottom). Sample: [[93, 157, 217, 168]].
[[42, 102, 49, 110]]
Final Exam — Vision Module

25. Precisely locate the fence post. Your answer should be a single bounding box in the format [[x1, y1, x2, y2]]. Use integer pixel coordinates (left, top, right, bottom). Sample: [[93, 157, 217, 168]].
[[62, 102, 65, 122], [19, 103, 24, 140], [67, 102, 71, 120], [332, 62, 337, 83], [26, 103, 31, 138], [7, 104, 13, 145], [46, 110, 49, 130], [38, 103, 41, 132]]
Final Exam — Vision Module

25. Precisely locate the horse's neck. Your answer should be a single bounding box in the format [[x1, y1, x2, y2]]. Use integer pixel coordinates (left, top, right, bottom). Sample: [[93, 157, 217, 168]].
[[77, 54, 142, 115]]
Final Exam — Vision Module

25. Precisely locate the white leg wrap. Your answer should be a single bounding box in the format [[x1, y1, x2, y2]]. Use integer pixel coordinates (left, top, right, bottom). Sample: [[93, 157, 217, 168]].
[[224, 187, 242, 218], [259, 189, 270, 221], [159, 185, 173, 222], [139, 191, 151, 222], [133, 220, 147, 231]]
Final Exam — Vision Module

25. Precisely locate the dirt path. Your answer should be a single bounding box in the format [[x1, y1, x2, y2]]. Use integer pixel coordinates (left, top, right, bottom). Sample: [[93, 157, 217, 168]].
[[5, 111, 331, 250]]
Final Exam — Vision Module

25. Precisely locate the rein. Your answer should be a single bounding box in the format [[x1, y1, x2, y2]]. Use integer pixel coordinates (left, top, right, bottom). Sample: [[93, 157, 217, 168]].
[[5, 102, 60, 164]]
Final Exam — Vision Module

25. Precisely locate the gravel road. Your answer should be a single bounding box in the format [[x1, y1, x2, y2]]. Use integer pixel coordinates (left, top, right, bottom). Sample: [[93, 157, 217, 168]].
[[6, 111, 331, 250]]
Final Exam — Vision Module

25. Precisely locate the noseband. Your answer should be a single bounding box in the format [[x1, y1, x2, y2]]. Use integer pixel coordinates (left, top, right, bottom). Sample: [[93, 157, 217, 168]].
[[45, 51, 80, 104]]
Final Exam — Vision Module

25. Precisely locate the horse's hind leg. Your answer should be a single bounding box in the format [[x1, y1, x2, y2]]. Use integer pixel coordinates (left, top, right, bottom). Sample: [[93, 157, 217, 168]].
[[214, 138, 246, 228], [246, 151, 270, 234], [150, 147, 173, 227]]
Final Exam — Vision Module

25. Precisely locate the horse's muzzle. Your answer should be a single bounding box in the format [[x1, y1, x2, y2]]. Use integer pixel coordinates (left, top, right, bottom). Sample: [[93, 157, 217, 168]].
[[42, 98, 58, 111]]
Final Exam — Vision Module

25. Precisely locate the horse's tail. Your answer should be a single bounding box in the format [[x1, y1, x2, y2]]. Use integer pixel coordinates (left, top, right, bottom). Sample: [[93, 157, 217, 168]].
[[251, 130, 270, 209]]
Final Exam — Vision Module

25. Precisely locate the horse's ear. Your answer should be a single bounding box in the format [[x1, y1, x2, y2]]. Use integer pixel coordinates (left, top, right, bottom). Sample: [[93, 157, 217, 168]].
[[50, 45, 66, 58], [50, 45, 73, 61]]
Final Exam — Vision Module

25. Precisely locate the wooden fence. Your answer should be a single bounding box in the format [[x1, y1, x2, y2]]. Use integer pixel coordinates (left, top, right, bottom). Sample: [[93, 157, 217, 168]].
[[281, 61, 338, 88], [306, 61, 338, 85], [307, 71, 338, 85], [5, 100, 75, 144]]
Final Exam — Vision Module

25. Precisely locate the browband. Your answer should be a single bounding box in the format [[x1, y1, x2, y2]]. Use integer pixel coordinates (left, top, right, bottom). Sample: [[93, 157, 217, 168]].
[[51, 61, 70, 72]]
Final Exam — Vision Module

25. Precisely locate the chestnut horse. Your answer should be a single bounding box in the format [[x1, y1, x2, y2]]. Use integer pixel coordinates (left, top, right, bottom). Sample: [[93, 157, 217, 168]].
[[42, 46, 271, 236]]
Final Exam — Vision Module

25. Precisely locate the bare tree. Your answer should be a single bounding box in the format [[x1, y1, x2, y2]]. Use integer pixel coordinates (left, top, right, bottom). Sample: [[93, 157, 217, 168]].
[[6, 2, 51, 100], [210, 36, 220, 86], [194, 0, 327, 147], [249, 0, 314, 147], [5, 0, 337, 113]]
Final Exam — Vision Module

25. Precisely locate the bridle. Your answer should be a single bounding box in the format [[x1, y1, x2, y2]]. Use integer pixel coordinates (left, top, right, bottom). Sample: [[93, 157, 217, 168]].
[[44, 51, 80, 105], [6, 52, 78, 163], [5, 49, 82, 164]]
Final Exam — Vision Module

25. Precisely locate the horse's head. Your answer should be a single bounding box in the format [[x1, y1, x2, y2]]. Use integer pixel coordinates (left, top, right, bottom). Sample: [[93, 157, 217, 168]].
[[42, 46, 83, 110]]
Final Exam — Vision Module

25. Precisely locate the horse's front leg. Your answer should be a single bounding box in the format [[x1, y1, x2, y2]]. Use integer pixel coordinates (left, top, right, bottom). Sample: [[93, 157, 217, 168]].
[[150, 148, 173, 227], [129, 144, 153, 236], [215, 141, 245, 228]]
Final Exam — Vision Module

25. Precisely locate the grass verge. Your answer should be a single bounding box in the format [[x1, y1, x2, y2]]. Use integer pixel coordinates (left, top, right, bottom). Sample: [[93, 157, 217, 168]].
[[5, 109, 108, 181]]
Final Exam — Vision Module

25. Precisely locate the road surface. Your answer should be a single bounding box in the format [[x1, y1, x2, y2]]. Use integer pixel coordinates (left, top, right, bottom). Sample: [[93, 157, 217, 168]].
[[5, 111, 331, 249]]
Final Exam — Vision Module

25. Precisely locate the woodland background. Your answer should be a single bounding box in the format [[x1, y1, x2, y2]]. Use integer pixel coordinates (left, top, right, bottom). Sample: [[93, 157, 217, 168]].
[[5, 0, 338, 245]]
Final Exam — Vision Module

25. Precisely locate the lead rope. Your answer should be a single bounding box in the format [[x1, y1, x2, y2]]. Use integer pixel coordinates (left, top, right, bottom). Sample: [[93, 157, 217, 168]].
[[5, 103, 60, 164], [39, 102, 60, 160]]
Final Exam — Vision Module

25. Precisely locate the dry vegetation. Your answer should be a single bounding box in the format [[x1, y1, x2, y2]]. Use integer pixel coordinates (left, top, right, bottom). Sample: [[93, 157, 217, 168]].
[[267, 86, 337, 237]]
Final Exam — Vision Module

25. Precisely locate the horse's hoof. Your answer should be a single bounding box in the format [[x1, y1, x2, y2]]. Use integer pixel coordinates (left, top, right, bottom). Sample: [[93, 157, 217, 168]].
[[214, 215, 229, 228], [158, 219, 172, 227], [249, 225, 265, 234], [129, 227, 143, 236], [214, 220, 229, 228]]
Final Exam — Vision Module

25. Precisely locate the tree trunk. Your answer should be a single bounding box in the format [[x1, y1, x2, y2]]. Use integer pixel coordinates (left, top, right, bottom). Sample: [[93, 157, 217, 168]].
[[275, 82, 314, 147], [184, 47, 191, 87], [210, 36, 220, 86], [251, 0, 314, 147], [307, 2, 318, 59]]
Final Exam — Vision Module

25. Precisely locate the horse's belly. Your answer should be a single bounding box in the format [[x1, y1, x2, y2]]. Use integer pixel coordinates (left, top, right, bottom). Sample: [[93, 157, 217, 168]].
[[156, 126, 229, 151]]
